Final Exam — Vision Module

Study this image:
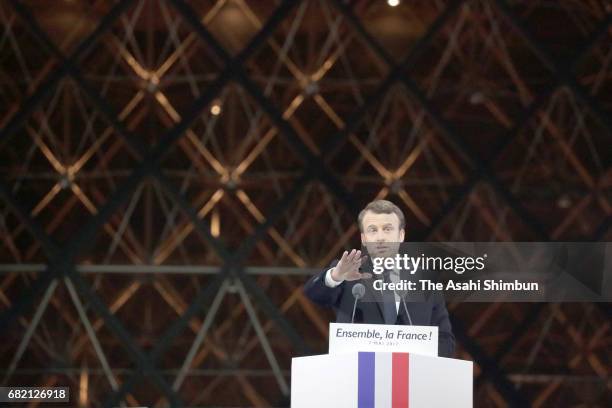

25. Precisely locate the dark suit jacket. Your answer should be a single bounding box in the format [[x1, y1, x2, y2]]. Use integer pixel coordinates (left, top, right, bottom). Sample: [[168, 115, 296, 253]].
[[303, 259, 456, 358]]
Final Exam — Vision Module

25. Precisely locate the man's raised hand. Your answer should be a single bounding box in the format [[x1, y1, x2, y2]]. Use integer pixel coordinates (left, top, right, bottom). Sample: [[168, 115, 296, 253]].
[[330, 249, 371, 282]]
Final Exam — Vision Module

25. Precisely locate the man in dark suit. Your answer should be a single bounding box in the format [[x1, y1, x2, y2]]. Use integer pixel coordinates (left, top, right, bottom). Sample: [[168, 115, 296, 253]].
[[303, 200, 455, 358]]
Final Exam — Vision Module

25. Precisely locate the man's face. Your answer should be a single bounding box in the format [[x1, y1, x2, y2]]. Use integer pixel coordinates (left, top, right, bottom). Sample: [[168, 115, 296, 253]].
[[360, 211, 405, 258]]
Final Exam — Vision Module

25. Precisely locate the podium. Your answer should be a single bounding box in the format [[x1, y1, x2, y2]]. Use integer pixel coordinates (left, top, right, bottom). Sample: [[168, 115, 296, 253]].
[[291, 351, 472, 407]]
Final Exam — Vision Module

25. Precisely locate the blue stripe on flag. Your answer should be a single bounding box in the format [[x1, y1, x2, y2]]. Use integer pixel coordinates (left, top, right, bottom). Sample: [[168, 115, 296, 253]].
[[358, 352, 375, 408]]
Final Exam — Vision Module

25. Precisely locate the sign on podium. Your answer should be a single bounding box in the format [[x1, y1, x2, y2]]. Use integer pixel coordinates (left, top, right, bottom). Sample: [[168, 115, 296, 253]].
[[329, 323, 438, 356]]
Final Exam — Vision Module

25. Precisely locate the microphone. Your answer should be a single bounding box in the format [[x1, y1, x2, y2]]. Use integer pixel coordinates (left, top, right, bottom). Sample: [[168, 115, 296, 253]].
[[351, 283, 365, 323], [401, 297, 413, 325]]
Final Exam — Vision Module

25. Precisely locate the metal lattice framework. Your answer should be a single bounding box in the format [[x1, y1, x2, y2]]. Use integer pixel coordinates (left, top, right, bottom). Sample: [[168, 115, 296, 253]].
[[1, 0, 611, 406]]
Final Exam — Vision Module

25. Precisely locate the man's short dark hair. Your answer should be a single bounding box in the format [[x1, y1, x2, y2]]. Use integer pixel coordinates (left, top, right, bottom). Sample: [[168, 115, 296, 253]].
[[358, 200, 405, 232]]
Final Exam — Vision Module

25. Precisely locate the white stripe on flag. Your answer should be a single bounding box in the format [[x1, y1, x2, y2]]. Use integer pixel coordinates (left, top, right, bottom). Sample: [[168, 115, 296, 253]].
[[375, 352, 392, 408]]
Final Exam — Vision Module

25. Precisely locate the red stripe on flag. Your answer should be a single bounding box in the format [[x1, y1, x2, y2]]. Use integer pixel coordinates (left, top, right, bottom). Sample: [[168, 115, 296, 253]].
[[392, 353, 409, 408]]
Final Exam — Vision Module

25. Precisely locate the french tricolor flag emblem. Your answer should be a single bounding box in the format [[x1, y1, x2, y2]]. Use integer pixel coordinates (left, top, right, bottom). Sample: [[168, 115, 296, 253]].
[[358, 352, 410, 408]]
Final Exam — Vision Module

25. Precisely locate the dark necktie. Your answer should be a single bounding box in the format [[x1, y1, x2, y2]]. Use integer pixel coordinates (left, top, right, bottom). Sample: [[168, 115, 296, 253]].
[[382, 270, 398, 324]]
